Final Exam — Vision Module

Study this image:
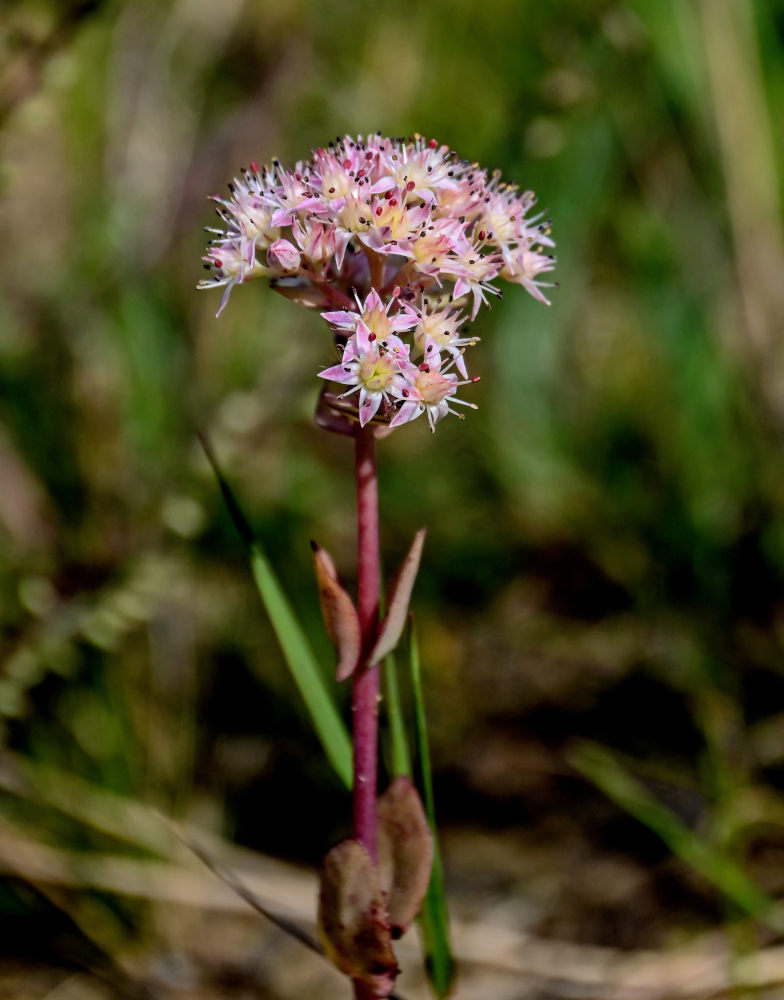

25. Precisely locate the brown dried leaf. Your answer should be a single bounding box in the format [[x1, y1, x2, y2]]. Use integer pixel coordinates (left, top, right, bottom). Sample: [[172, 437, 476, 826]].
[[311, 541, 362, 681], [377, 776, 434, 939], [318, 839, 399, 997], [370, 528, 426, 664]]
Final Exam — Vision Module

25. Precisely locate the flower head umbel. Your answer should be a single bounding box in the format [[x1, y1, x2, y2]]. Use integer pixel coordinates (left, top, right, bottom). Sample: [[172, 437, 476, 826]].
[[199, 134, 556, 431]]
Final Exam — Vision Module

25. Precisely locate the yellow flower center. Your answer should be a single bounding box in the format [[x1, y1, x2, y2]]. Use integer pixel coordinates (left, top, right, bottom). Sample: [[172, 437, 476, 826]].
[[358, 352, 398, 391]]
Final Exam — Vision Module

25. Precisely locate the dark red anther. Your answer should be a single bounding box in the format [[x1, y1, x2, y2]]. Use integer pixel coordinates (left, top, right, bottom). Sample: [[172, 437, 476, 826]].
[[250, 161, 259, 173], [343, 159, 352, 169], [215, 259, 223, 267], [419, 363, 429, 372], [376, 206, 383, 216], [472, 376, 481, 382], [369, 333, 377, 341], [429, 138, 437, 148], [478, 231, 486, 240], [389, 198, 398, 207], [406, 180, 416, 191]]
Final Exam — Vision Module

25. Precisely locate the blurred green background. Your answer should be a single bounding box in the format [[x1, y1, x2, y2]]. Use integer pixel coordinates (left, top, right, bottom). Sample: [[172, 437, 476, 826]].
[[3, 0, 784, 993]]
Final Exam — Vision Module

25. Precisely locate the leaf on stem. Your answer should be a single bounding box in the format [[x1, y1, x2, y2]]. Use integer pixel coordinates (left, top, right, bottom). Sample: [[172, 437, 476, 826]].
[[377, 776, 433, 939], [269, 275, 330, 308], [370, 528, 426, 664], [318, 839, 399, 997], [311, 541, 362, 681], [314, 386, 359, 437]]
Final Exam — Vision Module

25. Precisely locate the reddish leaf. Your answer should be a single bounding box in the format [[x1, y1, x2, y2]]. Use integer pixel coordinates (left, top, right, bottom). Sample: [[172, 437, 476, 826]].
[[311, 541, 362, 681], [377, 776, 434, 939], [315, 387, 359, 437], [270, 275, 330, 308], [318, 839, 399, 997], [370, 528, 426, 664], [314, 388, 395, 439]]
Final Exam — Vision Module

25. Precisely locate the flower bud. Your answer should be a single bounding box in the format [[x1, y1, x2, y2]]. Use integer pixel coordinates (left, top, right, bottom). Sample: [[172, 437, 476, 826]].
[[267, 239, 301, 272]]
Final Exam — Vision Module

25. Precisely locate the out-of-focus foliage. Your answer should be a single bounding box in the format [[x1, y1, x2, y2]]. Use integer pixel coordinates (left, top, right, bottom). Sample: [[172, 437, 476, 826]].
[[3, 0, 784, 982]]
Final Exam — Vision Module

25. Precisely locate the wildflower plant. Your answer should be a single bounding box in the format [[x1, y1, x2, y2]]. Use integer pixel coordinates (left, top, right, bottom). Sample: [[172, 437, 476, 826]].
[[199, 133, 555, 998]]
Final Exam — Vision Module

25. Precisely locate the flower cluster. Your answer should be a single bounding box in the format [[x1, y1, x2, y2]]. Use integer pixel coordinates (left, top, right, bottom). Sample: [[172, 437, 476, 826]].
[[199, 133, 555, 432]]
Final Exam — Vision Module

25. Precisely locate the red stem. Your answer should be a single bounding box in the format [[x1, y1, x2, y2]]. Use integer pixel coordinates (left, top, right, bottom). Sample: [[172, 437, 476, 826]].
[[352, 424, 380, 863], [310, 275, 356, 309], [365, 247, 385, 291]]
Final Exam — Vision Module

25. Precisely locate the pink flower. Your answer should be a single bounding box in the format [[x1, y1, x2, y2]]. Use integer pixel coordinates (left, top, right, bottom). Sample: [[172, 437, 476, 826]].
[[264, 161, 323, 228], [441, 241, 503, 319], [318, 317, 418, 427], [356, 191, 430, 256], [322, 289, 419, 341], [500, 246, 557, 305], [400, 216, 463, 276], [390, 353, 480, 433], [198, 133, 556, 431], [199, 240, 269, 317], [412, 302, 477, 378], [374, 136, 457, 203], [208, 171, 279, 272]]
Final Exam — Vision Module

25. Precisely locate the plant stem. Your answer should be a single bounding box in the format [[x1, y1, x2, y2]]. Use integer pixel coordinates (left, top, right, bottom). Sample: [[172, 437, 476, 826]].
[[353, 423, 380, 864], [366, 248, 385, 291]]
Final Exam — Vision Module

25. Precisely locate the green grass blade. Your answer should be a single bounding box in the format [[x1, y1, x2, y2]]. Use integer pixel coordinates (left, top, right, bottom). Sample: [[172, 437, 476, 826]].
[[0, 753, 172, 857], [200, 433, 352, 789], [570, 741, 784, 933], [249, 546, 352, 789], [383, 651, 412, 779], [409, 618, 455, 998]]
